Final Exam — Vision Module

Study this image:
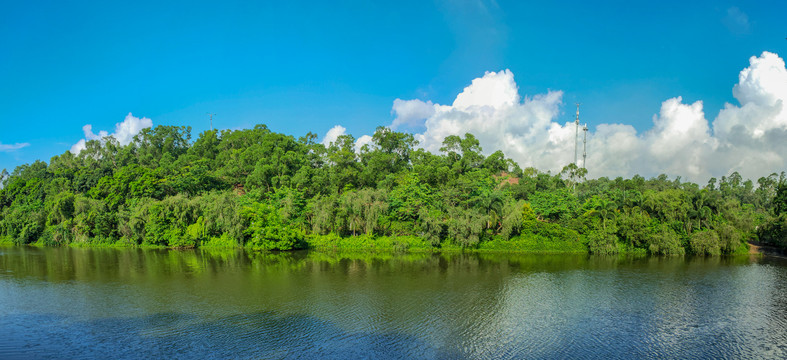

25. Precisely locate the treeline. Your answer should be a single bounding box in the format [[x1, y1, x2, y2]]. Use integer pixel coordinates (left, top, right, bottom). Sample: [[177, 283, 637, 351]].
[[1, 124, 785, 255]]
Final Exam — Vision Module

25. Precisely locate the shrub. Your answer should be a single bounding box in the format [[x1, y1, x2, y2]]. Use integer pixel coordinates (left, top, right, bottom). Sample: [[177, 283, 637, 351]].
[[714, 222, 744, 254], [167, 227, 196, 249], [588, 230, 620, 255], [242, 201, 305, 251], [648, 229, 685, 255], [446, 208, 484, 248], [416, 207, 445, 246], [201, 233, 239, 248], [186, 216, 207, 244], [689, 230, 721, 255]]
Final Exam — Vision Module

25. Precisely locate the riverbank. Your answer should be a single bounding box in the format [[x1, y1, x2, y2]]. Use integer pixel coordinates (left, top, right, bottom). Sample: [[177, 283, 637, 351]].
[[748, 241, 784, 257], [4, 233, 755, 256], [304, 234, 590, 254], [2, 232, 591, 254]]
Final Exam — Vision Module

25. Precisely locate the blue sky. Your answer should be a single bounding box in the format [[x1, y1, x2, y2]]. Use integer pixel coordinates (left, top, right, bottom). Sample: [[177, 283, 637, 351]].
[[1, 0, 786, 178]]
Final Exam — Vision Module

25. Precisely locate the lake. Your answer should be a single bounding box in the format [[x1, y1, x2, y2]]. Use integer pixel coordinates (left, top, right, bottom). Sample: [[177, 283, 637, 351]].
[[1, 246, 786, 359]]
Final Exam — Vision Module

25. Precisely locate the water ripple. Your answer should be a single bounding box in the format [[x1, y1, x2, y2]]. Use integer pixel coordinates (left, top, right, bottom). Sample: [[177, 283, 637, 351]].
[[2, 249, 787, 359]]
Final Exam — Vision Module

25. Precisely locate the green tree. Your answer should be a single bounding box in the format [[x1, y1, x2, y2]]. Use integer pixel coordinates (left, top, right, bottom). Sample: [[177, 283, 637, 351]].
[[242, 200, 304, 251]]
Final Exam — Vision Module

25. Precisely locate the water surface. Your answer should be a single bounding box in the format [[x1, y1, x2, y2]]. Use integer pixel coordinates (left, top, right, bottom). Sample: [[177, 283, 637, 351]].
[[1, 247, 786, 359]]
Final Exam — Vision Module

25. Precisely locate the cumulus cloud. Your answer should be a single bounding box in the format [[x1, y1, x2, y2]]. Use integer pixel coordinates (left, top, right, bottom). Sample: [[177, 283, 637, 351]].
[[0, 170, 7, 190], [715, 52, 787, 138], [320, 125, 373, 153], [387, 52, 787, 182], [412, 70, 567, 173], [0, 142, 30, 152], [354, 135, 373, 153], [70, 113, 152, 154], [640, 97, 717, 179], [391, 99, 435, 129], [709, 52, 787, 178], [321, 125, 347, 147]]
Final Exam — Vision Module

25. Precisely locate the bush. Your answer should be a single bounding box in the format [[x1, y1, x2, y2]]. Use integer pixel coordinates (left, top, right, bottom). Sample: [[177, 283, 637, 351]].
[[0, 203, 46, 245], [689, 230, 721, 255], [525, 219, 581, 243], [39, 221, 73, 246], [201, 233, 239, 248], [305, 233, 343, 249], [588, 230, 620, 255], [616, 210, 654, 248], [186, 216, 207, 244], [480, 234, 587, 253], [757, 214, 787, 248], [529, 189, 580, 221], [715, 223, 744, 254], [167, 227, 196, 249], [242, 201, 305, 251], [446, 208, 484, 248], [648, 229, 685, 255], [416, 207, 445, 247]]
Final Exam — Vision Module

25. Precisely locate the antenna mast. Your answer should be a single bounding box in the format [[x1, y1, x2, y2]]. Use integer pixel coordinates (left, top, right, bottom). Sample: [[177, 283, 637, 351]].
[[207, 113, 216, 131], [574, 103, 581, 165], [582, 124, 588, 170]]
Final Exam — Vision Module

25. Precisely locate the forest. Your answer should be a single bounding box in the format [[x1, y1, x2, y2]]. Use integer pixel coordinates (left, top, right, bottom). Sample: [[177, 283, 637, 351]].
[[1, 124, 786, 255]]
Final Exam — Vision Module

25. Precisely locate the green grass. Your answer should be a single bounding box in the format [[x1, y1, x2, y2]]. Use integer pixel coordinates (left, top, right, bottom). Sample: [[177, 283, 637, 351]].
[[201, 234, 241, 249], [0, 236, 14, 246], [68, 241, 136, 248], [478, 234, 588, 254], [306, 234, 435, 252], [734, 241, 751, 255], [65, 236, 137, 248], [306, 249, 434, 264], [306, 233, 591, 254], [5, 231, 752, 256]]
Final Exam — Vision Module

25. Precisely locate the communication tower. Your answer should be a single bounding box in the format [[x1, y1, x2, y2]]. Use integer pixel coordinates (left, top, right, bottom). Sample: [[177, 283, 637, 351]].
[[207, 113, 216, 131], [582, 124, 588, 169], [574, 103, 581, 165]]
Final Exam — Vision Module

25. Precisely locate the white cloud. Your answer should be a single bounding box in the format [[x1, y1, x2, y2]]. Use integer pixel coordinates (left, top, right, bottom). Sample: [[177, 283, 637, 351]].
[[640, 97, 717, 180], [70, 113, 152, 154], [320, 125, 373, 153], [715, 52, 787, 138], [0, 170, 7, 190], [70, 140, 87, 154], [389, 52, 787, 182], [355, 135, 373, 153], [391, 99, 435, 129], [114, 113, 153, 145], [0, 142, 30, 152], [452, 69, 520, 110], [410, 70, 569, 173], [710, 51, 787, 179], [722, 7, 750, 35], [321, 125, 347, 147]]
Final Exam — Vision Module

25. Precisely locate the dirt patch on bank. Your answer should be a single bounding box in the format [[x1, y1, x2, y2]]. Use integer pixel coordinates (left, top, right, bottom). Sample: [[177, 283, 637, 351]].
[[748, 241, 786, 257], [749, 242, 762, 254]]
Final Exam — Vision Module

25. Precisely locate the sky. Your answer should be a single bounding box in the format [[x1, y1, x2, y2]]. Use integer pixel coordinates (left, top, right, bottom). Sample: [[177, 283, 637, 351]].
[[1, 0, 786, 182]]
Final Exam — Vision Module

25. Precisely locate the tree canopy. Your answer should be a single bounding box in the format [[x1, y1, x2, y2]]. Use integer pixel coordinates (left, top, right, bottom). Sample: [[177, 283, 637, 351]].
[[1, 124, 785, 254]]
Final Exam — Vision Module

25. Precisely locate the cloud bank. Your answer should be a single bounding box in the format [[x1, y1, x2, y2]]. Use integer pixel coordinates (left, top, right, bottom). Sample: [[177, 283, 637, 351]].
[[70, 113, 152, 154], [326, 51, 786, 182]]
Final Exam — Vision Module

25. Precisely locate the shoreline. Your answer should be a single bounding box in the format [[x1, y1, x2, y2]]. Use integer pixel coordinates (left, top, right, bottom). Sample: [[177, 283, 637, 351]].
[[748, 241, 785, 258], [2, 238, 758, 257]]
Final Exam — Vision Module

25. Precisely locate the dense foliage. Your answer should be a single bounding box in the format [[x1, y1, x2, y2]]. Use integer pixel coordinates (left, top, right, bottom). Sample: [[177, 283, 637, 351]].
[[1, 124, 785, 254]]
